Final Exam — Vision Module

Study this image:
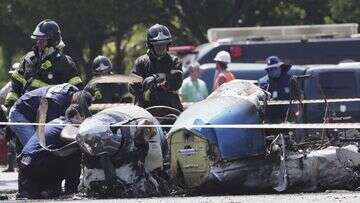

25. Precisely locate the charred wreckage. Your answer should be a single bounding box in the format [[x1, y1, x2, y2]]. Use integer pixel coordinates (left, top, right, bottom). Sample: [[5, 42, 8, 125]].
[[3, 76, 360, 199]]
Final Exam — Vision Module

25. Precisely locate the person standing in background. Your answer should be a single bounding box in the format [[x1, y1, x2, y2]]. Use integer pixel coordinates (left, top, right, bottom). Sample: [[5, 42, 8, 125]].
[[213, 51, 235, 90], [180, 61, 208, 103]]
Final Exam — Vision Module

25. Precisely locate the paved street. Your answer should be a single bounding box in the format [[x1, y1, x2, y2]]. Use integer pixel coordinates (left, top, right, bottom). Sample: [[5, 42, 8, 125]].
[[0, 166, 17, 194], [1, 191, 360, 203], [1, 165, 360, 202]]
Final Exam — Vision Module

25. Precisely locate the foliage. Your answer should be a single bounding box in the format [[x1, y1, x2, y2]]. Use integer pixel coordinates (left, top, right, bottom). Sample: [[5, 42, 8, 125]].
[[329, 0, 360, 23], [0, 0, 356, 84]]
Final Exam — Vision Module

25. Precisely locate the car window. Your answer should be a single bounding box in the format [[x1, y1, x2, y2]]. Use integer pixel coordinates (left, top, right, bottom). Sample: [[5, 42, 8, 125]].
[[196, 43, 216, 61], [319, 71, 357, 98]]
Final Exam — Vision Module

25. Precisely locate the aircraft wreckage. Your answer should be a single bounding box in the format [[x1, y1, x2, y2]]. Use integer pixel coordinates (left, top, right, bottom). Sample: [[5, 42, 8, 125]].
[[167, 80, 360, 194], [39, 104, 169, 198], [36, 79, 360, 198]]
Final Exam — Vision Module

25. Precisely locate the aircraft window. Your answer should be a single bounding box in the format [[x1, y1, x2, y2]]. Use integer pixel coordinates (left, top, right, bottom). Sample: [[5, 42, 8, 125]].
[[318, 72, 357, 98]]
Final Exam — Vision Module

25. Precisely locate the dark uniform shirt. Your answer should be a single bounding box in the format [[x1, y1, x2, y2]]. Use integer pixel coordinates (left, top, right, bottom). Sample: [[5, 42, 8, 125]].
[[131, 51, 183, 110], [22, 117, 70, 159], [86, 82, 129, 104], [258, 73, 291, 100], [6, 49, 83, 105], [258, 72, 292, 122], [20, 116, 81, 194], [13, 83, 78, 123]]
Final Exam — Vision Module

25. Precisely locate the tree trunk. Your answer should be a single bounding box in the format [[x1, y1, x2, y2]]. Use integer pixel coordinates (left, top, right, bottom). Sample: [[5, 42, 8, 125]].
[[65, 39, 88, 82], [1, 45, 15, 78], [113, 33, 126, 74], [174, 0, 208, 43], [88, 37, 104, 78]]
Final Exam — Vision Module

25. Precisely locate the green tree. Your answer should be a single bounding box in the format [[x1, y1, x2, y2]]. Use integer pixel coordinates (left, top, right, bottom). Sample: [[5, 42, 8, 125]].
[[0, 0, 338, 85], [0, 1, 30, 77], [329, 0, 360, 23], [0, 0, 160, 80], [5, 0, 112, 81], [161, 0, 331, 44]]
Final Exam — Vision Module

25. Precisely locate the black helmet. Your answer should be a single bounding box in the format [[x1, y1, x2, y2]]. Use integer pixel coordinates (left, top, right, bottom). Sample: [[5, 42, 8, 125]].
[[92, 55, 112, 75], [31, 19, 62, 47], [147, 24, 172, 46]]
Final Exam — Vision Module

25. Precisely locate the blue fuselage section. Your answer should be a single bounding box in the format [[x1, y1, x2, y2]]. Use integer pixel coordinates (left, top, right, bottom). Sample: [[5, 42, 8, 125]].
[[172, 93, 265, 160]]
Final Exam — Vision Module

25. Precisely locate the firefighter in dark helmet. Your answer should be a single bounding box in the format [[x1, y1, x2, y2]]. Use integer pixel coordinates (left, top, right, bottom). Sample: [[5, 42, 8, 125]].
[[130, 24, 183, 111], [4, 19, 83, 108], [85, 55, 131, 104]]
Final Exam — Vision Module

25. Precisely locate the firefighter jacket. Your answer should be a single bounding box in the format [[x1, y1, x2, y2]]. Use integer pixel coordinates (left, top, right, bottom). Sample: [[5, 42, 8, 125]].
[[85, 82, 130, 104], [130, 50, 183, 111], [5, 48, 83, 107]]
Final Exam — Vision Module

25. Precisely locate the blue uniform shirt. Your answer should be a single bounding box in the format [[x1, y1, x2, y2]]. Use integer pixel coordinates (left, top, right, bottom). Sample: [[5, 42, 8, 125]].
[[22, 117, 70, 158], [14, 83, 78, 122], [258, 73, 291, 100], [258, 72, 292, 122]]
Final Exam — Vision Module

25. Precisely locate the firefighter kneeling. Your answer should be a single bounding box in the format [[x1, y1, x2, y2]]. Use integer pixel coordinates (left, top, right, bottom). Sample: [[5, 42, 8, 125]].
[[18, 104, 85, 199]]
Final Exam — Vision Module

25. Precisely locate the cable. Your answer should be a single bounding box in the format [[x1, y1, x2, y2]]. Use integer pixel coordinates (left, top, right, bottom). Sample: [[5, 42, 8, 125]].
[[3, 121, 360, 129], [264, 98, 360, 105]]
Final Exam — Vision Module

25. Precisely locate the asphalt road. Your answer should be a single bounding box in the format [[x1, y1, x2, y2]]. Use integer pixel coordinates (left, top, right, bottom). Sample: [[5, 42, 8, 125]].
[[2, 166, 360, 202], [78, 192, 360, 203], [2, 192, 360, 203]]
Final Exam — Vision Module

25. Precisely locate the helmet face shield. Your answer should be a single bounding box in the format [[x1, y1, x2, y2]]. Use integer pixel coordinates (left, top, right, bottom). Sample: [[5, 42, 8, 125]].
[[92, 55, 112, 75], [31, 19, 61, 47], [147, 24, 172, 46], [93, 63, 112, 75], [31, 24, 49, 40], [148, 30, 171, 45]]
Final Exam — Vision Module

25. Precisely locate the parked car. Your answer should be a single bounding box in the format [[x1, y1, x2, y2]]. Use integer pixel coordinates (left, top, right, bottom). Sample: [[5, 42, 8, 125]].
[[198, 62, 360, 124], [199, 63, 306, 92], [196, 24, 360, 65]]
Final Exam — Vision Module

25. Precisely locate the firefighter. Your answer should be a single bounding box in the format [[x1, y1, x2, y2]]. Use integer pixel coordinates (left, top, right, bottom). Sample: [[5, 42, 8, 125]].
[[8, 83, 92, 148], [92, 55, 113, 76], [4, 19, 83, 108], [130, 24, 183, 111], [85, 55, 130, 103], [18, 104, 85, 198]]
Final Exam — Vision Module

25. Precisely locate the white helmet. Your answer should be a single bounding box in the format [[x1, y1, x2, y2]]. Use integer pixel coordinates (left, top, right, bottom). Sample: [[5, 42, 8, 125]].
[[214, 51, 231, 64]]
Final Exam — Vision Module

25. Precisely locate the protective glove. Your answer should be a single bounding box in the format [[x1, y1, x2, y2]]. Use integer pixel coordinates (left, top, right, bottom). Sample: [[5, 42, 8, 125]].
[[94, 88, 102, 100], [142, 75, 158, 101], [142, 75, 157, 91], [4, 92, 18, 108], [84, 84, 102, 102], [166, 70, 182, 90]]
